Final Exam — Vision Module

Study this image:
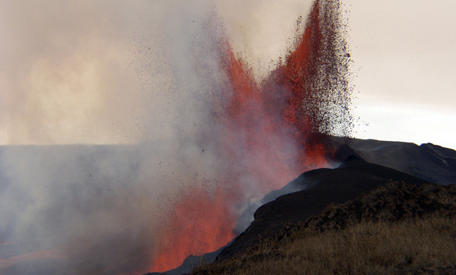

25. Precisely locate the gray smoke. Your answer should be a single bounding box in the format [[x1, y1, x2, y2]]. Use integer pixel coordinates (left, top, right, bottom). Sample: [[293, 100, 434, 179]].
[[0, 1, 313, 274]]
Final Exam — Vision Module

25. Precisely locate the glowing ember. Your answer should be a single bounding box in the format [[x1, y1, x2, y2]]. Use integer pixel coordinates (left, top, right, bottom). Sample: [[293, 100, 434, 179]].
[[150, 0, 352, 272]]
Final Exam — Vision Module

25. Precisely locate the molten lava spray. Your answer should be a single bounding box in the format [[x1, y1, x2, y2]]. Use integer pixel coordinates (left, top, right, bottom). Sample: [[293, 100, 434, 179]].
[[151, 186, 238, 272], [150, 0, 353, 272], [0, 0, 353, 274]]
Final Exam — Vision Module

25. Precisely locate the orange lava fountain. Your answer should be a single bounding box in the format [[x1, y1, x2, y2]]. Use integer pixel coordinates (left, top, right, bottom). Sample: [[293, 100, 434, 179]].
[[149, 0, 352, 272], [151, 186, 238, 272]]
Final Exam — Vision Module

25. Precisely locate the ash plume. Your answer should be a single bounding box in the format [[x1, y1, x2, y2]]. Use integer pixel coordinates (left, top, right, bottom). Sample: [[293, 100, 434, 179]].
[[0, 0, 353, 274]]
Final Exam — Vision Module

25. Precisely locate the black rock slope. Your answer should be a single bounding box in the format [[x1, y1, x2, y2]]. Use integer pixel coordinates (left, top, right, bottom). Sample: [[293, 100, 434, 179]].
[[193, 181, 456, 275], [299, 181, 456, 233], [217, 158, 431, 261], [148, 138, 456, 273], [334, 139, 456, 185], [235, 138, 456, 234]]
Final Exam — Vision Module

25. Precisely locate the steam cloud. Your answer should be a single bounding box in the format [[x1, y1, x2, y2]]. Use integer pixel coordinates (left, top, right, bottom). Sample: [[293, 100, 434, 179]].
[[0, 0, 352, 274]]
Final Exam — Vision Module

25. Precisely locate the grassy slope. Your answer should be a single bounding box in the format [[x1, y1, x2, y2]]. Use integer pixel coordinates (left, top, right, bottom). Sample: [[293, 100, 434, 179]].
[[192, 182, 456, 275]]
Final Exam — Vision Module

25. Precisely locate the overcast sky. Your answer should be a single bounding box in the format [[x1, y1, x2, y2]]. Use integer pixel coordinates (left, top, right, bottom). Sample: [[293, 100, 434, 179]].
[[0, 0, 455, 149], [345, 0, 456, 149]]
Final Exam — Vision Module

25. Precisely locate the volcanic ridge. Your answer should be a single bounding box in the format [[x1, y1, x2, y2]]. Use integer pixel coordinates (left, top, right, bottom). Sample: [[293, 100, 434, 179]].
[[147, 139, 456, 275], [144, 0, 456, 273], [192, 180, 456, 275]]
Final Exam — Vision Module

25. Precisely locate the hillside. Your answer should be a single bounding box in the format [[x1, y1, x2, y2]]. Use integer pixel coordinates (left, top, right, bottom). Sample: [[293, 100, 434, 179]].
[[192, 181, 456, 274], [147, 138, 456, 275]]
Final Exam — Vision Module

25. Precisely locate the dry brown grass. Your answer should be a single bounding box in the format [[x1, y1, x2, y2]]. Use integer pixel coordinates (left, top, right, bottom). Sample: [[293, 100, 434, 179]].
[[192, 216, 456, 275]]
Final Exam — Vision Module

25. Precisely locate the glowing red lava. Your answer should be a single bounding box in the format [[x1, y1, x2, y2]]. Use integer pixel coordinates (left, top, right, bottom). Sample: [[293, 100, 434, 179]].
[[151, 186, 238, 272], [150, 0, 352, 272]]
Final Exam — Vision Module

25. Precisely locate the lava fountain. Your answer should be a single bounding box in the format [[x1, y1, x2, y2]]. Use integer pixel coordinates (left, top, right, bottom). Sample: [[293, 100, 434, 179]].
[[149, 0, 353, 272], [0, 0, 352, 274]]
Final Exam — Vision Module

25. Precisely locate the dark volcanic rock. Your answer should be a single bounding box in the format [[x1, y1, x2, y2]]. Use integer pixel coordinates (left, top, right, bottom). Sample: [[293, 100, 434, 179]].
[[217, 158, 431, 261], [194, 181, 456, 275], [334, 139, 456, 185], [234, 171, 316, 233], [154, 138, 456, 273], [236, 138, 456, 234], [300, 181, 456, 233]]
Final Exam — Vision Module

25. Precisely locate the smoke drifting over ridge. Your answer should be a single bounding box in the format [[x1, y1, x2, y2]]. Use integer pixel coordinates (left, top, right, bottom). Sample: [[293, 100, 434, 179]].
[[0, 0, 353, 274]]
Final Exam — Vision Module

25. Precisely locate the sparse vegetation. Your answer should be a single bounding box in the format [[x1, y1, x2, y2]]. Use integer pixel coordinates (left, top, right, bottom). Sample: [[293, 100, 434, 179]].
[[192, 182, 456, 275]]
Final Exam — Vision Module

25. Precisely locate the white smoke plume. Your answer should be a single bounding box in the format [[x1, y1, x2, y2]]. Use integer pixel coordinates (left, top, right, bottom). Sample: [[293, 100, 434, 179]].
[[0, 0, 314, 274]]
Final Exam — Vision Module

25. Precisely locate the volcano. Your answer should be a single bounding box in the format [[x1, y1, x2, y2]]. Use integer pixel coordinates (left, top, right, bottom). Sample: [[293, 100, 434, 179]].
[[2, 0, 454, 274], [0, 1, 353, 273], [147, 0, 354, 272], [216, 138, 456, 261], [192, 181, 456, 274], [148, 138, 456, 275]]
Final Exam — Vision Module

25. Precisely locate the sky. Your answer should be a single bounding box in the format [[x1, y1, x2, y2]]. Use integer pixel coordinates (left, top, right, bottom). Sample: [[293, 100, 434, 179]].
[[0, 0, 455, 148], [345, 0, 456, 149]]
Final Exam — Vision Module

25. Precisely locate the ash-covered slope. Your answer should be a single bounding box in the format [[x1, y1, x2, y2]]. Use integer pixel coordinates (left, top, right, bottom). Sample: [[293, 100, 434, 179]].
[[300, 180, 456, 232], [217, 157, 431, 261], [193, 181, 456, 275], [216, 139, 456, 261], [235, 138, 456, 234], [334, 138, 456, 185], [150, 138, 456, 274]]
